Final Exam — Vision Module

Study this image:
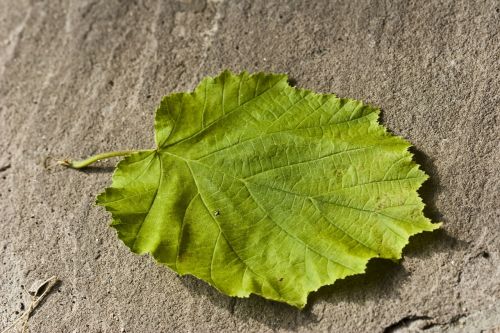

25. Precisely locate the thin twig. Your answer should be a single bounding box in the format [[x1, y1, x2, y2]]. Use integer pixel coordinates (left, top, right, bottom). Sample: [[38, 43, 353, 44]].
[[1, 276, 59, 333]]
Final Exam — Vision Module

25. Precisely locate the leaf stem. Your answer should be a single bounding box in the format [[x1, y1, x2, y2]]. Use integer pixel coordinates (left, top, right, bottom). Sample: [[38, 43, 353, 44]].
[[58, 150, 151, 169]]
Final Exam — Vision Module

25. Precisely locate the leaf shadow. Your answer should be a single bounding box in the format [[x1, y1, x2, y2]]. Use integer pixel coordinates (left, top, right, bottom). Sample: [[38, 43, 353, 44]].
[[309, 228, 463, 308], [308, 257, 408, 308], [402, 146, 469, 256], [79, 166, 116, 174], [378, 108, 443, 223], [179, 275, 319, 331], [410, 147, 443, 222]]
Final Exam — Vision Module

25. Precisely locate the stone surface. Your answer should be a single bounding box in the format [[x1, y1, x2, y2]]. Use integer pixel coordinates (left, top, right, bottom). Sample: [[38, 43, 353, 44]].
[[0, 0, 498, 332]]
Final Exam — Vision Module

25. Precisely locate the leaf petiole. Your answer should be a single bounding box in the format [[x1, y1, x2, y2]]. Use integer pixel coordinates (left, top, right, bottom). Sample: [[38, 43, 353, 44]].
[[58, 150, 151, 169]]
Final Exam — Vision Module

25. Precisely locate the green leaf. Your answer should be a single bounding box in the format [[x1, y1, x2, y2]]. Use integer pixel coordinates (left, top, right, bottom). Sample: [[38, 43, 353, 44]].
[[96, 70, 439, 308]]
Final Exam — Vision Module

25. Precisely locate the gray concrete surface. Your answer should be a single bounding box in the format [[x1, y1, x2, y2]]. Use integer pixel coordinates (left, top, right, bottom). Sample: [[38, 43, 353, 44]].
[[1, 0, 499, 332]]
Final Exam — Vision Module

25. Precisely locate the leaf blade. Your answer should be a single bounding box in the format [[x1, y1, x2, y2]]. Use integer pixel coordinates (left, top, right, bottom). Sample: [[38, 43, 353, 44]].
[[98, 70, 439, 308]]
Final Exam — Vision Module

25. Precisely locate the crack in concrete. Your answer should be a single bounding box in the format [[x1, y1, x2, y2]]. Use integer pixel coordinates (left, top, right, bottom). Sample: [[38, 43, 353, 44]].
[[383, 315, 433, 333]]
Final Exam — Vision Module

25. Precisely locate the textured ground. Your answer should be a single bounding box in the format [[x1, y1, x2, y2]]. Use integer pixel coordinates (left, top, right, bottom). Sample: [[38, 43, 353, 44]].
[[1, 0, 499, 332]]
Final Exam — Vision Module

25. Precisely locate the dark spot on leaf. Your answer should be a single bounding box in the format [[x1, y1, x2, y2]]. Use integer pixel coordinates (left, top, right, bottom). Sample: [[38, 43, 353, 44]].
[[214, 210, 220, 216], [287, 78, 297, 87]]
